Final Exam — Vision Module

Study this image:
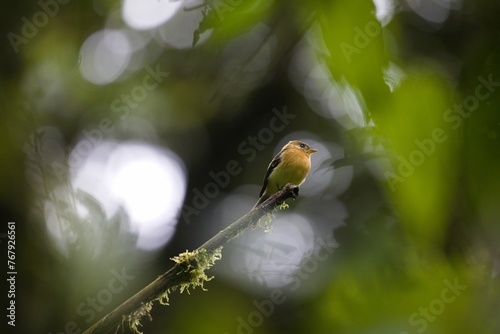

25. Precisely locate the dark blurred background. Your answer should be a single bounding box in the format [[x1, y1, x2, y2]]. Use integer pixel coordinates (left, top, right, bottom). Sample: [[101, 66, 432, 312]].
[[2, 0, 500, 333]]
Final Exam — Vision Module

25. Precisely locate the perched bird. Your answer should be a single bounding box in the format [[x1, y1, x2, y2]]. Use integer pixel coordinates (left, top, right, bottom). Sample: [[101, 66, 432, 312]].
[[252, 140, 317, 226]]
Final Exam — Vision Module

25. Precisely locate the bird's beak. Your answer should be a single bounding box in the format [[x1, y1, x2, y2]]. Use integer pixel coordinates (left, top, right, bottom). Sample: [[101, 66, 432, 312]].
[[309, 148, 318, 154]]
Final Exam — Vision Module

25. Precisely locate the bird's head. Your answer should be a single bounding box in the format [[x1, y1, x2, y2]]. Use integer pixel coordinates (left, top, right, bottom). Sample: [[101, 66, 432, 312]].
[[287, 140, 318, 155]]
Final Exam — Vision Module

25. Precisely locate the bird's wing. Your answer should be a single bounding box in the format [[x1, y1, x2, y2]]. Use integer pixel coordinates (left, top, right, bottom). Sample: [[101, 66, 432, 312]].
[[259, 152, 282, 197]]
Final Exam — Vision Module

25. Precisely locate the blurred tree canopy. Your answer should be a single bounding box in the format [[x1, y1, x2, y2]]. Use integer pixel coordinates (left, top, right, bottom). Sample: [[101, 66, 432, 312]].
[[2, 0, 500, 333]]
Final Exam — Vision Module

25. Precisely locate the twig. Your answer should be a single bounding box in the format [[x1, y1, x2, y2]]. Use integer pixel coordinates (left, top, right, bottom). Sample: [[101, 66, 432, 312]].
[[83, 183, 299, 334]]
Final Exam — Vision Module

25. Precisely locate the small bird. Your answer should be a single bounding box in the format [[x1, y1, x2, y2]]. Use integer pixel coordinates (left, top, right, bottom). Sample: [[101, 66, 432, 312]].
[[252, 140, 317, 226]]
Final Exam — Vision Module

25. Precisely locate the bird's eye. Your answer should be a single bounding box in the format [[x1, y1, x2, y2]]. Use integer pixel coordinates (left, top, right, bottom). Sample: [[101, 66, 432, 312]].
[[299, 143, 306, 148]]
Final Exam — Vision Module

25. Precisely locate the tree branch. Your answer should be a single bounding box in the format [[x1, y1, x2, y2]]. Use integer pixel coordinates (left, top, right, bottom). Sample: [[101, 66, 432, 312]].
[[83, 183, 299, 334]]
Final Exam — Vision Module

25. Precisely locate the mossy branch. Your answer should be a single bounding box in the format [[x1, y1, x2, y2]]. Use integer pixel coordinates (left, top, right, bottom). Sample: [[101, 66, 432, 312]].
[[83, 183, 299, 334]]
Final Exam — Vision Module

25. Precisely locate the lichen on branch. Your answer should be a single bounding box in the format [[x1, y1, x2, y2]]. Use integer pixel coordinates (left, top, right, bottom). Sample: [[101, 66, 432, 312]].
[[171, 248, 223, 293], [125, 248, 223, 334], [83, 183, 299, 334]]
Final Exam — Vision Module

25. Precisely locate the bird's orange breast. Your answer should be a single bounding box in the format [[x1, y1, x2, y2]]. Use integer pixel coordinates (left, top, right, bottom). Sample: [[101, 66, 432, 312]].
[[268, 148, 311, 191]]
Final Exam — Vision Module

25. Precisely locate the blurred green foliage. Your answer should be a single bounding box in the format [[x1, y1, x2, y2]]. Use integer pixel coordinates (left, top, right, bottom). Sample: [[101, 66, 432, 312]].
[[2, 0, 500, 334]]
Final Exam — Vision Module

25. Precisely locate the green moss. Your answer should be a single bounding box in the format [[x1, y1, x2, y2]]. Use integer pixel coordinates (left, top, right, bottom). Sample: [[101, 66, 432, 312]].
[[278, 202, 289, 210], [255, 201, 289, 231], [125, 301, 153, 334], [125, 247, 223, 334], [171, 247, 223, 293]]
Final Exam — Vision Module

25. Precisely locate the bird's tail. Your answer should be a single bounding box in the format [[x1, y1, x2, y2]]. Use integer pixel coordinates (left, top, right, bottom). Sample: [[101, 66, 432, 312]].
[[252, 194, 270, 209], [250, 195, 269, 228]]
